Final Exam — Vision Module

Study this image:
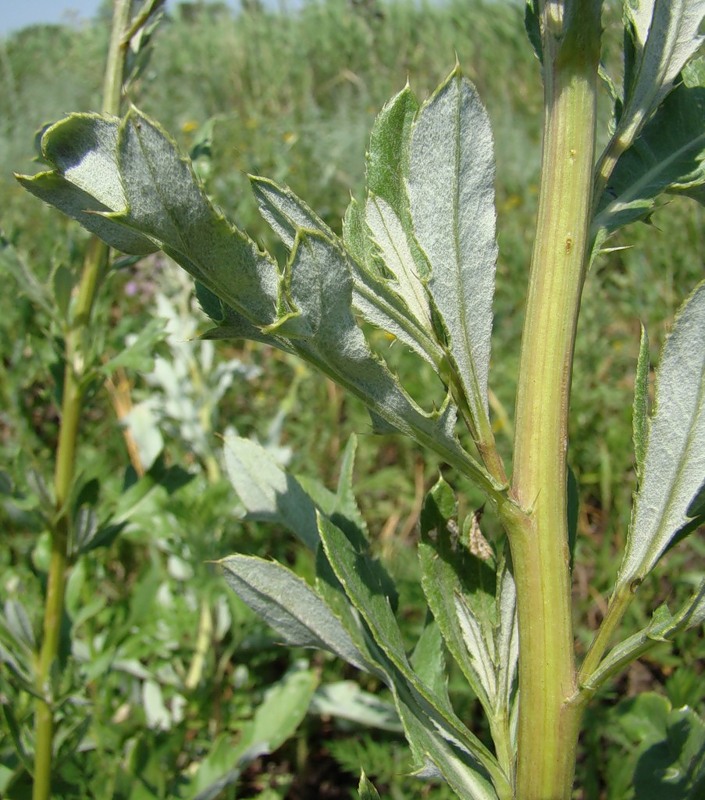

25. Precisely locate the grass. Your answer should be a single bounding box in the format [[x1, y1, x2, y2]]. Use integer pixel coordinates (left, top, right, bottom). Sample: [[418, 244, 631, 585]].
[[1, 1, 704, 797]]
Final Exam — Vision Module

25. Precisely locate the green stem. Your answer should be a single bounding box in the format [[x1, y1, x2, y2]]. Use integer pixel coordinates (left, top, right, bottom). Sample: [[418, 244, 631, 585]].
[[578, 582, 633, 692], [31, 4, 132, 798], [507, 2, 602, 798]]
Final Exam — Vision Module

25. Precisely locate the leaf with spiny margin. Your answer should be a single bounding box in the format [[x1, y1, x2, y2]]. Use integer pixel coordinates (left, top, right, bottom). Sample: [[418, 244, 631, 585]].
[[364, 85, 433, 328], [365, 195, 433, 332], [367, 84, 419, 214], [633, 324, 651, 480], [611, 0, 705, 181], [410, 618, 452, 716], [222, 433, 319, 551], [407, 68, 497, 432], [625, 0, 705, 111], [316, 512, 506, 798], [358, 772, 381, 800], [279, 230, 498, 497], [616, 281, 705, 590], [418, 477, 497, 715], [331, 434, 369, 539], [17, 110, 280, 327], [494, 558, 519, 716], [252, 175, 443, 368], [583, 577, 705, 691], [343, 196, 379, 275], [594, 59, 705, 238], [219, 554, 374, 674], [395, 693, 500, 800], [16, 115, 157, 256]]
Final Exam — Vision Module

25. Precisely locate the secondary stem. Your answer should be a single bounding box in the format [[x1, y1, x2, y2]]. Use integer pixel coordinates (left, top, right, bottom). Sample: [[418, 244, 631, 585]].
[[508, 2, 602, 798], [31, 4, 131, 798]]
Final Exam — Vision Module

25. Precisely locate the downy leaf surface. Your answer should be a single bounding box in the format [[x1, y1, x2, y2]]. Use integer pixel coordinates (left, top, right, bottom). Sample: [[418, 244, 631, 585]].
[[17, 111, 280, 327], [219, 554, 374, 674], [612, 0, 705, 166], [316, 512, 507, 796], [595, 59, 705, 237], [222, 433, 319, 551], [418, 477, 517, 724], [617, 281, 705, 588], [407, 68, 498, 431], [275, 230, 498, 495], [633, 324, 651, 480], [252, 175, 443, 368]]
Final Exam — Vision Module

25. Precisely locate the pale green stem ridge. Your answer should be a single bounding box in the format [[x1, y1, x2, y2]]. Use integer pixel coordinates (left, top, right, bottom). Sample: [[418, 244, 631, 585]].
[[506, 2, 602, 798]]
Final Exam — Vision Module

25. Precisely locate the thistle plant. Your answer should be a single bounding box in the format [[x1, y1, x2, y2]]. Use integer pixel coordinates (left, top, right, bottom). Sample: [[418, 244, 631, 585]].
[[16, 0, 705, 798]]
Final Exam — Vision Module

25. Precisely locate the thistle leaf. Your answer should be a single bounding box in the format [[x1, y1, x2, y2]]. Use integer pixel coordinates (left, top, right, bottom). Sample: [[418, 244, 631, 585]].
[[222, 434, 319, 551], [280, 230, 498, 496], [367, 84, 419, 214], [624, 0, 705, 115], [17, 110, 280, 326], [365, 194, 432, 331], [219, 554, 374, 673], [617, 281, 705, 588], [408, 68, 498, 430], [253, 175, 443, 366], [595, 59, 705, 236], [316, 512, 506, 798], [633, 324, 651, 480]]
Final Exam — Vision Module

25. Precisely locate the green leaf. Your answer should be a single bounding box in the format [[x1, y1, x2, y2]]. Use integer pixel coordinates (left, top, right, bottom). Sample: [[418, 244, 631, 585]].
[[594, 59, 705, 236], [366, 84, 419, 214], [100, 316, 166, 375], [252, 176, 443, 367], [316, 512, 506, 796], [310, 682, 402, 732], [52, 264, 75, 320], [358, 772, 381, 800], [16, 116, 158, 256], [616, 281, 705, 588], [17, 110, 280, 327], [365, 194, 433, 332], [1, 234, 53, 314], [408, 68, 497, 434], [278, 230, 498, 497], [409, 618, 451, 713], [249, 663, 318, 753], [633, 705, 705, 799], [222, 433, 319, 551], [607, 693, 705, 800], [331, 434, 369, 540], [186, 664, 317, 800], [633, 324, 651, 480], [603, 0, 705, 205], [583, 577, 705, 691], [395, 696, 500, 800], [219, 554, 374, 673], [494, 558, 519, 717], [418, 478, 497, 713], [624, 1, 705, 121]]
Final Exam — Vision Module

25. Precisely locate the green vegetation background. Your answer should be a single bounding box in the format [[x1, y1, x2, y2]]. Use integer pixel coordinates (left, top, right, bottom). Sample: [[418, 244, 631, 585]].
[[1, 1, 704, 797]]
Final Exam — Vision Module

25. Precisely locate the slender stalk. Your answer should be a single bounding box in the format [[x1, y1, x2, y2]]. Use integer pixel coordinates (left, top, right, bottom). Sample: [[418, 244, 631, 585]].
[[31, 4, 132, 798], [507, 2, 602, 798], [578, 581, 633, 691]]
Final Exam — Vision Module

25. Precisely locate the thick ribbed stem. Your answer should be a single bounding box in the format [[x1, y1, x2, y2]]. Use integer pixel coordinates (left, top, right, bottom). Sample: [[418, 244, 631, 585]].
[[508, 2, 602, 797]]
